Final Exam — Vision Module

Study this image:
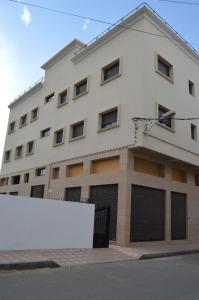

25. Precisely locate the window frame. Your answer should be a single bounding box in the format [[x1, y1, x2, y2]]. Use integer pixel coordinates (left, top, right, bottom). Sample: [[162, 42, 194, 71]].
[[26, 140, 35, 156], [98, 106, 120, 132], [51, 167, 60, 180], [69, 120, 86, 141], [4, 150, 11, 163], [188, 80, 195, 97], [40, 127, 51, 138], [15, 145, 23, 159], [35, 167, 46, 177], [157, 104, 175, 132], [8, 121, 16, 135], [155, 54, 174, 83], [19, 113, 28, 128], [45, 92, 55, 104], [73, 77, 88, 99], [57, 89, 69, 108], [101, 58, 121, 85], [53, 128, 65, 146], [191, 123, 197, 141], [30, 107, 39, 122]]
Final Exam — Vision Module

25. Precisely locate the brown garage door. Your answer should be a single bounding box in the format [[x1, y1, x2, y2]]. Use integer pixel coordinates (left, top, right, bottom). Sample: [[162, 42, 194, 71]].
[[131, 185, 165, 242], [171, 192, 187, 240], [90, 184, 118, 241], [64, 187, 81, 202]]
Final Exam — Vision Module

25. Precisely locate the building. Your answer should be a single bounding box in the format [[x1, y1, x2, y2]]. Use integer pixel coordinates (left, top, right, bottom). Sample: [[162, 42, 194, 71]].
[[1, 4, 199, 246]]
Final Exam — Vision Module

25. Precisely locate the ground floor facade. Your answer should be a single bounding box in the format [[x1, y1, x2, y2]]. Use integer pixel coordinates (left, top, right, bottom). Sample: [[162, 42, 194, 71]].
[[0, 146, 199, 246]]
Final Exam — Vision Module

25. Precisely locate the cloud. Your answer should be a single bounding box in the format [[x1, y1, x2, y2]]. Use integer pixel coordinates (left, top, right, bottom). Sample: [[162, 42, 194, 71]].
[[83, 19, 90, 31], [21, 6, 32, 26]]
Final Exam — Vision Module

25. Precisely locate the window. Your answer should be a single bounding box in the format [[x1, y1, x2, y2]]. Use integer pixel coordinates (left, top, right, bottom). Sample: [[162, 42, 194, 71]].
[[195, 175, 199, 186], [11, 175, 20, 185], [9, 192, 18, 196], [35, 167, 46, 177], [188, 80, 195, 96], [15, 145, 23, 159], [70, 121, 85, 140], [53, 128, 64, 146], [158, 105, 175, 130], [0, 177, 9, 186], [41, 127, 51, 138], [52, 167, 59, 179], [58, 90, 68, 107], [74, 78, 88, 98], [19, 114, 28, 128], [101, 59, 120, 83], [26, 140, 35, 155], [99, 107, 119, 131], [4, 150, 11, 163], [24, 173, 29, 183], [156, 54, 173, 82], [191, 124, 197, 141], [8, 121, 16, 134], [45, 93, 54, 104], [30, 107, 39, 122]]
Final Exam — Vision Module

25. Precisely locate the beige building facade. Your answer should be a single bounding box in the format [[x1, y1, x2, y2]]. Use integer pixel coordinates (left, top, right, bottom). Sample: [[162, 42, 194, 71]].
[[1, 4, 199, 246]]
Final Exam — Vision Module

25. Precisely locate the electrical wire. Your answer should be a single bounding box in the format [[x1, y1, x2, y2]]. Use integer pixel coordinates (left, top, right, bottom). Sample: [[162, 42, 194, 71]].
[[159, 0, 199, 6], [132, 117, 199, 121]]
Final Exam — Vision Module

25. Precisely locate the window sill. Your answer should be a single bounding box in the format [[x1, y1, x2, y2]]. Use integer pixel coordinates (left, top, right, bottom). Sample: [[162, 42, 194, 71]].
[[100, 73, 121, 86], [26, 152, 34, 156], [57, 101, 68, 109], [156, 121, 175, 133], [30, 117, 38, 123], [69, 135, 85, 142], [155, 70, 174, 84], [98, 123, 119, 133], [15, 156, 23, 160], [53, 141, 64, 147], [19, 124, 27, 129], [73, 90, 88, 100]]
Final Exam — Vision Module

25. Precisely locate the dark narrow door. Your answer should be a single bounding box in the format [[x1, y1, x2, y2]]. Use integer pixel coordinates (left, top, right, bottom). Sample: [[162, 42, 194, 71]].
[[93, 206, 111, 248], [64, 187, 81, 202], [90, 185, 118, 241], [30, 185, 45, 198], [131, 185, 165, 242], [171, 192, 187, 240]]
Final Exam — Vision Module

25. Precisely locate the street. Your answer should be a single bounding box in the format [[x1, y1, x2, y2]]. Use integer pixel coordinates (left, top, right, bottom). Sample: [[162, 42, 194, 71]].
[[0, 254, 199, 300]]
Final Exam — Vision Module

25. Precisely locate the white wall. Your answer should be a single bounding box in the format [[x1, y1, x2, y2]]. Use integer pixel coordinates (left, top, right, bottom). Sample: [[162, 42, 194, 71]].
[[0, 195, 95, 250]]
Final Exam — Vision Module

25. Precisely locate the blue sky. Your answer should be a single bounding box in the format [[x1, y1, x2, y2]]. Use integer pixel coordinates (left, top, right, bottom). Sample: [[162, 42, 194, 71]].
[[0, 0, 199, 164]]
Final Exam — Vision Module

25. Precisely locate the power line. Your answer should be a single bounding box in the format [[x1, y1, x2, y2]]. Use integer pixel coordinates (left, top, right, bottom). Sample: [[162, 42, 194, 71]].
[[159, 0, 199, 6], [8, 0, 199, 51], [132, 117, 199, 121]]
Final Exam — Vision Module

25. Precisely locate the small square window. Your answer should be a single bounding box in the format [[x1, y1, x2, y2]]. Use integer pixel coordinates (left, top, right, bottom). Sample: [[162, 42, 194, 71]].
[[102, 59, 120, 83], [11, 175, 20, 185], [58, 90, 68, 107], [52, 167, 59, 179], [35, 167, 46, 177], [0, 177, 9, 186], [156, 55, 173, 82], [24, 173, 29, 183], [41, 127, 51, 138], [158, 105, 175, 130], [188, 80, 195, 96], [15, 145, 23, 159], [70, 121, 85, 140], [30, 107, 39, 122], [74, 78, 88, 98], [26, 140, 35, 155], [45, 93, 54, 104], [4, 150, 11, 163], [191, 124, 197, 141], [54, 128, 64, 146], [19, 114, 28, 128], [99, 107, 119, 131], [8, 121, 16, 134]]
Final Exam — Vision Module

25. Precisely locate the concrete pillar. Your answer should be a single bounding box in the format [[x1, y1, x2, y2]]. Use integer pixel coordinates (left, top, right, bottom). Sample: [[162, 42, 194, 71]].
[[81, 158, 91, 202]]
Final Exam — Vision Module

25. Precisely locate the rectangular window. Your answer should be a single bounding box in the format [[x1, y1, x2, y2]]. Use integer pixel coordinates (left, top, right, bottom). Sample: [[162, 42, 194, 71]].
[[4, 150, 11, 163], [45, 93, 54, 104], [195, 175, 199, 186], [11, 175, 20, 185], [19, 114, 28, 128], [41, 127, 51, 138], [158, 104, 175, 130], [74, 78, 88, 98], [58, 90, 68, 107], [35, 167, 46, 177], [0, 177, 9, 186], [99, 107, 119, 131], [188, 80, 195, 96], [24, 173, 29, 183], [9, 192, 18, 196], [54, 128, 64, 146], [30, 107, 39, 122], [102, 59, 120, 83], [156, 55, 173, 82], [15, 145, 23, 159], [172, 168, 187, 183], [8, 121, 16, 134], [191, 124, 197, 141], [52, 167, 59, 179], [70, 121, 85, 140], [26, 140, 35, 155]]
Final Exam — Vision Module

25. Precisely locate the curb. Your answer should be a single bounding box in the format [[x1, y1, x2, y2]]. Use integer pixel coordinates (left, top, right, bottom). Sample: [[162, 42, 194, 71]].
[[0, 260, 60, 271], [140, 249, 199, 260]]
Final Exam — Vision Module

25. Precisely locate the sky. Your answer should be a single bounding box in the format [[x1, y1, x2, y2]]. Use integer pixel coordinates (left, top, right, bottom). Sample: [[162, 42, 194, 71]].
[[0, 0, 199, 166]]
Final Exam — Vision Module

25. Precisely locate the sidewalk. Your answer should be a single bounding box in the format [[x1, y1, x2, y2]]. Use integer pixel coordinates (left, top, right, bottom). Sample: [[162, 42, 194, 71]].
[[0, 242, 199, 270]]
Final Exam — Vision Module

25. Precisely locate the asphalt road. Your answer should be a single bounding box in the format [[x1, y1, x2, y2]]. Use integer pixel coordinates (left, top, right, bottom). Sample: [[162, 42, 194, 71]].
[[1, 254, 199, 300]]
